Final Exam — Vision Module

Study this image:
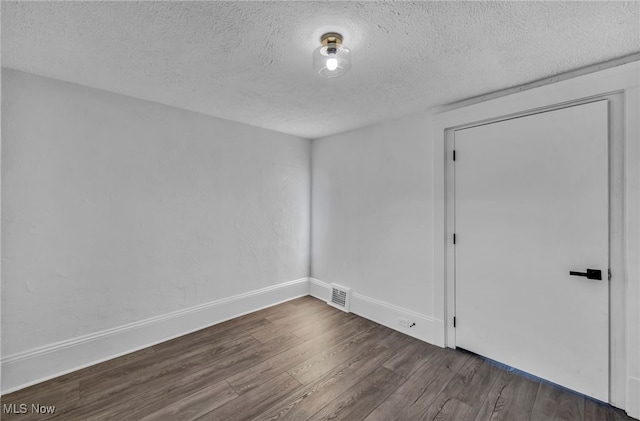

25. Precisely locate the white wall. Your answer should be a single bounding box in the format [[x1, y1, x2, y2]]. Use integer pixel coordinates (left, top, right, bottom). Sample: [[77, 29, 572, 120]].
[[1, 69, 310, 358], [311, 113, 433, 316]]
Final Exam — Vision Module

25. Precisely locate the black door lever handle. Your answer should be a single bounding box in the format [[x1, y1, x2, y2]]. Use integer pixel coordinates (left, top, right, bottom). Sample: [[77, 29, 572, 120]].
[[569, 269, 602, 280]]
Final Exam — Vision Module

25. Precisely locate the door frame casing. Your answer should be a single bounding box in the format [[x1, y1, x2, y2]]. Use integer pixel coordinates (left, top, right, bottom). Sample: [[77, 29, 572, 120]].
[[432, 61, 639, 413]]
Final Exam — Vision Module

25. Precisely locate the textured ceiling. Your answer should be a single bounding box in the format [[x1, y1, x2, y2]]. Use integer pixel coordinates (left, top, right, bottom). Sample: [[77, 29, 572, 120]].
[[2, 1, 639, 139]]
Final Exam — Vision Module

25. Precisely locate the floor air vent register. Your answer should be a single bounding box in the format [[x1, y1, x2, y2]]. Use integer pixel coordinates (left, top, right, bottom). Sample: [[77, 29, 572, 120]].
[[328, 284, 351, 312]]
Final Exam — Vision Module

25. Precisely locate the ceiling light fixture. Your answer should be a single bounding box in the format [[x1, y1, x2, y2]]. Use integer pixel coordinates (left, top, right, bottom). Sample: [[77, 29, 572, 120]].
[[313, 32, 351, 78]]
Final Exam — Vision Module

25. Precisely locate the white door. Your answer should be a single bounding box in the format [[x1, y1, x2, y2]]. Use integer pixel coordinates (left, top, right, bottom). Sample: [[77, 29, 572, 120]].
[[454, 100, 609, 401]]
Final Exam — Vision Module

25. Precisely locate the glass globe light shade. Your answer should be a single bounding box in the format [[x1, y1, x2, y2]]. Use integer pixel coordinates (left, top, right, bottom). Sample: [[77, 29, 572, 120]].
[[313, 43, 351, 78]]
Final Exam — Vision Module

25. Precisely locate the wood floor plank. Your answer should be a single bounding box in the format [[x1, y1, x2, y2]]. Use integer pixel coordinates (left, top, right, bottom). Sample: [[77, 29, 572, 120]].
[[291, 311, 358, 342], [422, 347, 472, 373], [584, 401, 613, 421], [364, 360, 461, 421], [0, 378, 80, 421], [596, 404, 638, 421], [138, 380, 238, 421], [103, 357, 244, 421], [584, 398, 635, 421], [305, 366, 405, 421], [245, 302, 302, 324], [286, 296, 332, 310], [377, 329, 415, 350], [419, 393, 478, 421], [288, 296, 321, 306], [227, 316, 371, 394], [151, 316, 274, 357], [60, 346, 157, 384], [0, 347, 154, 415], [288, 324, 391, 385], [77, 316, 270, 399], [272, 303, 339, 326], [256, 343, 396, 421], [62, 334, 300, 420], [475, 369, 539, 421], [194, 373, 302, 421], [149, 309, 272, 356], [383, 339, 439, 378], [2, 296, 629, 421], [530, 381, 584, 421], [78, 333, 263, 403], [252, 308, 343, 343], [441, 354, 502, 410], [265, 301, 336, 325]]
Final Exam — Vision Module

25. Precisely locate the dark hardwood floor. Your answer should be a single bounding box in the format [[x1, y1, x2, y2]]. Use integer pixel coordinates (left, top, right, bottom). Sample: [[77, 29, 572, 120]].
[[1, 296, 635, 420]]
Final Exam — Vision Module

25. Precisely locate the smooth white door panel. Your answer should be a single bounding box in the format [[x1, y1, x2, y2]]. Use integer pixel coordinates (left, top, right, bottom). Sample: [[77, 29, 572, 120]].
[[454, 100, 609, 401]]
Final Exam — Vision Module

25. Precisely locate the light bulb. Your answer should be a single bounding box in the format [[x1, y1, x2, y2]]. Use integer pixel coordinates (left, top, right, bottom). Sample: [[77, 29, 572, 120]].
[[326, 57, 338, 71], [313, 32, 351, 78]]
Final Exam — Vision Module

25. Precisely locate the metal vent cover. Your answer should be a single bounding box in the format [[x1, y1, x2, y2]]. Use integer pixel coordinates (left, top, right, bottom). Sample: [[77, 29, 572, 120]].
[[328, 284, 351, 312]]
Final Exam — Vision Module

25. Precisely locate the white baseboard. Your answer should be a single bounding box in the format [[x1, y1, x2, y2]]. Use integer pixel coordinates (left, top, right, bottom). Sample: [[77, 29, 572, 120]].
[[309, 278, 440, 346], [627, 376, 640, 419], [309, 277, 331, 302], [1, 278, 309, 394]]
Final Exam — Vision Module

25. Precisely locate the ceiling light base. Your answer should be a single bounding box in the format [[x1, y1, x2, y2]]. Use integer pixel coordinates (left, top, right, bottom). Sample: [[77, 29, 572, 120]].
[[321, 33, 343, 46], [313, 32, 351, 78]]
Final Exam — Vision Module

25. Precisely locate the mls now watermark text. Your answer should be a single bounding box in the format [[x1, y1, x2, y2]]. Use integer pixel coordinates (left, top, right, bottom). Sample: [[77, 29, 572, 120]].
[[3, 403, 56, 415]]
